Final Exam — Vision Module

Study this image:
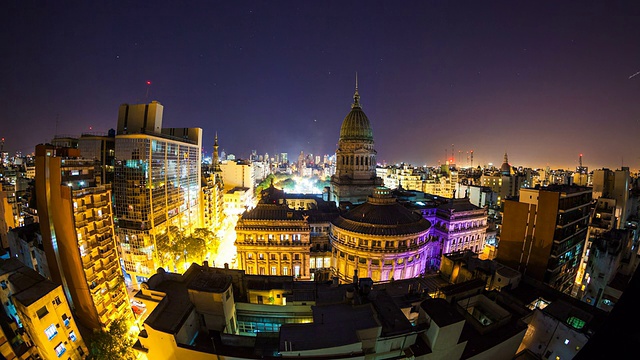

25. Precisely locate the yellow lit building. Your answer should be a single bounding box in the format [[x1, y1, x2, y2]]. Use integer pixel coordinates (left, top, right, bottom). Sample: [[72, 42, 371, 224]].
[[35, 144, 133, 330], [235, 185, 311, 279], [1, 258, 88, 359]]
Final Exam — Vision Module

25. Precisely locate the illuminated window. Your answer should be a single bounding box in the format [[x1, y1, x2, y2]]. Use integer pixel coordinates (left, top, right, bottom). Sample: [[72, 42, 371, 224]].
[[62, 313, 70, 327], [45, 324, 58, 340], [54, 342, 66, 357], [69, 330, 77, 342], [567, 316, 585, 330], [564, 339, 569, 345]]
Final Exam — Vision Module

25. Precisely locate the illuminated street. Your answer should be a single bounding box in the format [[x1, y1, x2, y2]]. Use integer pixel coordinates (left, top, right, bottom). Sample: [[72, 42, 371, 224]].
[[214, 213, 240, 269]]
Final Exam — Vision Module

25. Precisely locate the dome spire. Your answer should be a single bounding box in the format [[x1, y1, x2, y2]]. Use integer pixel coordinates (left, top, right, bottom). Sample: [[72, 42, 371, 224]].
[[352, 72, 360, 108]]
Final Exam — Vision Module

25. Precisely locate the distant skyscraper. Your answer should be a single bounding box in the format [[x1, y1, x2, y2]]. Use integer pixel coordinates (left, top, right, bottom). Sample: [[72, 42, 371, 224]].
[[113, 101, 202, 285], [330, 77, 382, 206]]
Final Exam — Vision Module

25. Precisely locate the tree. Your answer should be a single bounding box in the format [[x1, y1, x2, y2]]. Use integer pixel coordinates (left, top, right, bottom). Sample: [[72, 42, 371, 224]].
[[184, 234, 206, 264], [193, 228, 219, 259], [87, 318, 136, 360]]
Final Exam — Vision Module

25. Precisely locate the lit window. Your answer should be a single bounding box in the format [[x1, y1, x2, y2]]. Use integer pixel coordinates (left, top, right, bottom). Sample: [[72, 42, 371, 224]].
[[564, 339, 569, 345], [62, 313, 70, 327], [45, 324, 58, 340], [69, 330, 77, 342], [54, 342, 66, 357]]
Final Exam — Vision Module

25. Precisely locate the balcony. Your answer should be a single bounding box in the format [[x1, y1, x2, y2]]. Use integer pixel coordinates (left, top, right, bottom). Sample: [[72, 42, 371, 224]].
[[103, 256, 118, 269], [99, 237, 114, 247], [106, 270, 120, 282], [82, 256, 95, 269], [98, 226, 112, 235]]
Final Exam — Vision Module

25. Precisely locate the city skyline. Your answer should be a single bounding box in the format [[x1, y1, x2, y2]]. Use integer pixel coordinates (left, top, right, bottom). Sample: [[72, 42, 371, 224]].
[[3, 1, 640, 170]]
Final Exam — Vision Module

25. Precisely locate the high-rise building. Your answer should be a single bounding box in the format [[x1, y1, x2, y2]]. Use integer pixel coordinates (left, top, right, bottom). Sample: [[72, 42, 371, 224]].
[[498, 185, 592, 293], [330, 78, 382, 206], [77, 130, 116, 185], [591, 168, 632, 227], [35, 144, 133, 330], [219, 159, 254, 194], [113, 101, 202, 285]]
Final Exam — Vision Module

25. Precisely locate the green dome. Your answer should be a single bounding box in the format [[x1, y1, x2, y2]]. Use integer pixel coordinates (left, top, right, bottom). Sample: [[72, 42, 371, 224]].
[[339, 88, 373, 142]]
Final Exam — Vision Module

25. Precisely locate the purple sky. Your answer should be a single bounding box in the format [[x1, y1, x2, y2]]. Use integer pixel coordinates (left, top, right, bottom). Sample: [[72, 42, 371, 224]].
[[3, 1, 640, 170]]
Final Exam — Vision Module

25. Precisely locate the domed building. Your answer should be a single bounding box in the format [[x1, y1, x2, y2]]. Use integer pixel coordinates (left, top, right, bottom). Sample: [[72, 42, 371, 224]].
[[330, 77, 383, 206], [330, 187, 431, 283], [500, 152, 513, 176]]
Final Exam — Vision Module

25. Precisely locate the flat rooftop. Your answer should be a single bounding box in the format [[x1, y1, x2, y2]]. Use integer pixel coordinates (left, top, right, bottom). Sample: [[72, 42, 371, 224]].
[[279, 303, 380, 351]]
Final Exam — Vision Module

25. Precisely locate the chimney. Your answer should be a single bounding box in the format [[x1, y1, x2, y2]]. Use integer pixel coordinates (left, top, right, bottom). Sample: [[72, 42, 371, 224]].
[[203, 260, 209, 268], [224, 263, 229, 269]]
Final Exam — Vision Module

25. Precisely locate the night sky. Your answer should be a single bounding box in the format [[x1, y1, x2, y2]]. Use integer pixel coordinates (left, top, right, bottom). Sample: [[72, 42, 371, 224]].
[[3, 1, 640, 170]]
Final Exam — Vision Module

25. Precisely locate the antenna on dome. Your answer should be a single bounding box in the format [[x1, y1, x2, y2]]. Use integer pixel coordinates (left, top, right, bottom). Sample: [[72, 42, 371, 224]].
[[355, 72, 358, 91]]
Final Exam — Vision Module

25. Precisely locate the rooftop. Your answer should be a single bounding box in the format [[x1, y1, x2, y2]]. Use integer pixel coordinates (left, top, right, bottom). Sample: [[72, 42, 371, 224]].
[[279, 303, 380, 351], [3, 259, 59, 307]]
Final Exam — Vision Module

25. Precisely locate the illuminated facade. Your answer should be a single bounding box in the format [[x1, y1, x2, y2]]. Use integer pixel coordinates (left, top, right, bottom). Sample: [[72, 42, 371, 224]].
[[423, 164, 458, 198], [34, 144, 133, 330], [427, 198, 488, 268], [219, 159, 255, 197], [114, 101, 202, 285], [235, 186, 311, 279], [1, 259, 88, 359], [330, 78, 383, 206], [330, 187, 431, 283]]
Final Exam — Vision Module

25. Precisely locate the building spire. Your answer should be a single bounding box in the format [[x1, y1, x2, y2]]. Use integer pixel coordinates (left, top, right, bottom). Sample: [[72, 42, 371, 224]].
[[213, 132, 221, 172], [352, 72, 360, 108]]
